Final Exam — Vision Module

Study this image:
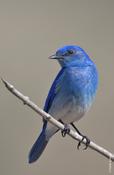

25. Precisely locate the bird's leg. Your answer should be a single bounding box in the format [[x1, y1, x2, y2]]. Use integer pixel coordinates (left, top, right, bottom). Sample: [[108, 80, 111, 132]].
[[61, 124, 70, 137], [59, 120, 70, 137], [71, 123, 90, 150]]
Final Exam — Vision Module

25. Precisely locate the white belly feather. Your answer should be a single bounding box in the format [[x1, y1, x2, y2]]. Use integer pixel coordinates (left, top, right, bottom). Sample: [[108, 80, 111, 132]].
[[45, 95, 85, 140]]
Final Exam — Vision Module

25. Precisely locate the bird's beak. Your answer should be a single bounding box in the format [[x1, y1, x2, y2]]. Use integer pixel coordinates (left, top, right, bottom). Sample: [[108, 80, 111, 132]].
[[48, 54, 63, 60]]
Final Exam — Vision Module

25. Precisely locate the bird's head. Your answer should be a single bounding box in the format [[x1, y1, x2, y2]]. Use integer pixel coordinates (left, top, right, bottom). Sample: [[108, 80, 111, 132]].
[[49, 45, 93, 67]]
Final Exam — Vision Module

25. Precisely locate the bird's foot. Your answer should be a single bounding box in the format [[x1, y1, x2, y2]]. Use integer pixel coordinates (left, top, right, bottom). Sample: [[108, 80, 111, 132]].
[[70, 123, 90, 150], [61, 124, 70, 137], [77, 135, 90, 150]]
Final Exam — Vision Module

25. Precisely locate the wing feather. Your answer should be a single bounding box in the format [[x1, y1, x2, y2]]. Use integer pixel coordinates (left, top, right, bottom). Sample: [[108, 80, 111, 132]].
[[44, 68, 65, 112]]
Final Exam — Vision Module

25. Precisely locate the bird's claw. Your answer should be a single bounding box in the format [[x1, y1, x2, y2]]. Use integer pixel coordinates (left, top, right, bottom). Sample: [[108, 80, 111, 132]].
[[77, 135, 90, 150], [61, 124, 70, 137]]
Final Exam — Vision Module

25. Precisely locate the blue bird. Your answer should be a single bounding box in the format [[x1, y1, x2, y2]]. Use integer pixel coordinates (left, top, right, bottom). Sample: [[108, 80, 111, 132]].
[[28, 45, 98, 163]]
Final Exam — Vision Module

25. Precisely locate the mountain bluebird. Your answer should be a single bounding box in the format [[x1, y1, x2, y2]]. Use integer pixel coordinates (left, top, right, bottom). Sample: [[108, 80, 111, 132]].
[[29, 45, 98, 163]]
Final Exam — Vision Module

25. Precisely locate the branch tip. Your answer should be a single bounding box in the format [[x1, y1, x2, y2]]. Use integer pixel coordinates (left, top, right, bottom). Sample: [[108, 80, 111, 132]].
[[1, 78, 14, 92], [1, 78, 8, 87]]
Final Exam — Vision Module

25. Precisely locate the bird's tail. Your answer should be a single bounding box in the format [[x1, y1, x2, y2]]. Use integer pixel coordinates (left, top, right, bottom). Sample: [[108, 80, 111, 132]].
[[28, 122, 48, 163]]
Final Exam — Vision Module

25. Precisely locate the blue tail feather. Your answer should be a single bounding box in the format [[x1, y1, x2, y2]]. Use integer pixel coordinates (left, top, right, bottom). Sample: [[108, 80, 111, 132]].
[[29, 122, 48, 163]]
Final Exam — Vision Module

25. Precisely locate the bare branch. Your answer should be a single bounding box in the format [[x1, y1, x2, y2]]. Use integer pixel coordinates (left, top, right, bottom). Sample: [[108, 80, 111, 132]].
[[1, 78, 114, 162]]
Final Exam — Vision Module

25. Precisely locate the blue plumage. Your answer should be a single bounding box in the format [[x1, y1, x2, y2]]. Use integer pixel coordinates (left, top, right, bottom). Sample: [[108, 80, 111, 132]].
[[28, 122, 48, 163], [44, 68, 65, 113], [29, 45, 98, 163]]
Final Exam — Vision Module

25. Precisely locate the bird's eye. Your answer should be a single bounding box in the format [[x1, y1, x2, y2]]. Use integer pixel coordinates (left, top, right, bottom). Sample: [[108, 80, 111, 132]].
[[67, 50, 74, 55], [62, 49, 75, 56]]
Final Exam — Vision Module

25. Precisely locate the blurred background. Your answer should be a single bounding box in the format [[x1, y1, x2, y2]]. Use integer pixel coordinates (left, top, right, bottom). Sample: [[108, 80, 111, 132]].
[[0, 0, 114, 174]]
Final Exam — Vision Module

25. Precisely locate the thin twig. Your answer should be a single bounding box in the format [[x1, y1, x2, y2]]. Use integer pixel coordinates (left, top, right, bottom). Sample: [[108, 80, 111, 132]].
[[1, 78, 114, 162]]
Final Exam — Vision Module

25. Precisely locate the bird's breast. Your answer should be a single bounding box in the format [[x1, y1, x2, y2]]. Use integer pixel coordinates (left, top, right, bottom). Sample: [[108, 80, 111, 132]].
[[49, 65, 97, 124]]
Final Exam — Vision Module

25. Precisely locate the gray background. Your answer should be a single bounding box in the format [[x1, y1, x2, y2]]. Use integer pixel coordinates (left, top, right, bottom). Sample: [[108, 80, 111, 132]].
[[0, 0, 114, 174]]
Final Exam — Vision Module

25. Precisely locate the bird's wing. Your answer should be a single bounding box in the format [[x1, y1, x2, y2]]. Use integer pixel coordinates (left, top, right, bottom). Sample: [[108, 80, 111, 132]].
[[28, 70, 65, 163], [44, 68, 65, 113]]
